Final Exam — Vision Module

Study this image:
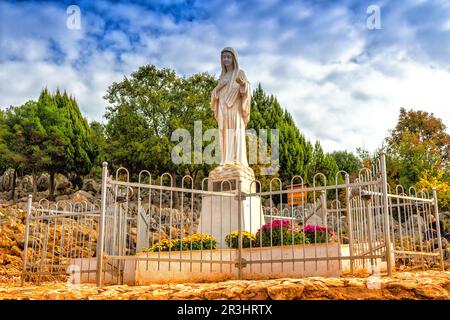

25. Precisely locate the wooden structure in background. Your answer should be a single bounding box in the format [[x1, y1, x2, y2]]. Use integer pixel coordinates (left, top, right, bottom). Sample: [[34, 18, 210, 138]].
[[287, 184, 307, 206]]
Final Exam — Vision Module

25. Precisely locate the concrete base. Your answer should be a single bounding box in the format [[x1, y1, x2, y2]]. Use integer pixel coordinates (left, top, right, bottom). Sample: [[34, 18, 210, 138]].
[[340, 243, 395, 274], [70, 258, 136, 285], [135, 249, 236, 284], [71, 244, 395, 285], [135, 243, 340, 285], [199, 194, 264, 248], [198, 164, 265, 248]]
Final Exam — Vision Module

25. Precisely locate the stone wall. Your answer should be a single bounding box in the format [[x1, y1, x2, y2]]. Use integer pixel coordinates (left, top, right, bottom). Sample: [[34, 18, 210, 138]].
[[0, 169, 101, 204]]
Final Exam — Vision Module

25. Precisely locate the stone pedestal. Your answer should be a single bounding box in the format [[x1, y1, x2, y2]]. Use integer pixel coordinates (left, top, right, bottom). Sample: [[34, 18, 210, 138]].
[[199, 164, 265, 248]]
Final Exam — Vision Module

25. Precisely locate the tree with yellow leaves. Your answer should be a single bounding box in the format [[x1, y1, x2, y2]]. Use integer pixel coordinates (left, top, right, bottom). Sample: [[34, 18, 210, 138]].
[[416, 171, 450, 212]]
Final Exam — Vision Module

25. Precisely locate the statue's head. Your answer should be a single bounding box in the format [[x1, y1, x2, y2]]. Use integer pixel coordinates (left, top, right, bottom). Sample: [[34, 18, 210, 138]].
[[221, 51, 234, 69], [221, 47, 238, 72]]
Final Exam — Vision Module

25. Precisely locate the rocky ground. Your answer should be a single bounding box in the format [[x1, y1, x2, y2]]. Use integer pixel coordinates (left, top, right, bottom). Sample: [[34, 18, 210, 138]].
[[0, 270, 449, 300], [2, 203, 449, 300], [1, 172, 449, 300]]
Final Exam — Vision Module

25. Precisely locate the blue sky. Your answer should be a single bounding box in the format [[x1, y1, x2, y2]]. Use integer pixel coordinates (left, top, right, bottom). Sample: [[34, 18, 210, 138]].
[[1, 0, 450, 152]]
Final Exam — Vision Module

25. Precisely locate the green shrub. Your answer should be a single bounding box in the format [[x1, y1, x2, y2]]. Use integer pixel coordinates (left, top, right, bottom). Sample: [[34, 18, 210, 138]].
[[303, 225, 334, 243], [255, 220, 310, 247]]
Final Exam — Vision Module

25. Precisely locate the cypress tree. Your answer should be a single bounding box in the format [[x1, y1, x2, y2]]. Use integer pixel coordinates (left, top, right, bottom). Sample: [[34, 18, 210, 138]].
[[248, 84, 314, 186], [0, 110, 12, 173], [37, 88, 96, 197], [3, 101, 50, 199]]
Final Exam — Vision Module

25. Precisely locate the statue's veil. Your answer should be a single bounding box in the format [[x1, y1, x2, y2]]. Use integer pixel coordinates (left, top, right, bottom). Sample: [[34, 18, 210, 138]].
[[215, 47, 251, 126], [220, 47, 240, 87]]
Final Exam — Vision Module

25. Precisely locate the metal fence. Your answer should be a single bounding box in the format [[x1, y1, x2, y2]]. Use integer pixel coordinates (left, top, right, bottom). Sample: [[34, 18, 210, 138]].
[[22, 154, 445, 286], [21, 196, 100, 284]]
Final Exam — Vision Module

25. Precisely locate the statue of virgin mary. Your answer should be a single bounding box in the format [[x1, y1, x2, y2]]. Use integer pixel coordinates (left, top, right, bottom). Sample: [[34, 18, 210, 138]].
[[202, 49, 263, 243], [211, 47, 251, 167]]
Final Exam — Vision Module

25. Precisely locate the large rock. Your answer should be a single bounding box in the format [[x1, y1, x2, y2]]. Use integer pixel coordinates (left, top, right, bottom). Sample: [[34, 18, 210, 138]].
[[55, 174, 72, 193], [82, 179, 99, 194], [415, 284, 449, 299], [0, 169, 15, 192], [18, 175, 33, 193], [326, 215, 347, 232], [267, 283, 304, 300], [305, 214, 323, 226], [17, 196, 28, 203], [37, 173, 50, 192], [148, 230, 169, 243], [409, 214, 425, 234], [72, 190, 94, 203], [55, 195, 71, 202]]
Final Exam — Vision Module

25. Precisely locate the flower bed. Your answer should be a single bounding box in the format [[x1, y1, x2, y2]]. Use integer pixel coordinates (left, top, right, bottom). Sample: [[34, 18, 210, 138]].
[[223, 220, 336, 248], [225, 230, 255, 248], [145, 222, 335, 252], [303, 225, 334, 243], [255, 220, 310, 247], [146, 233, 218, 252]]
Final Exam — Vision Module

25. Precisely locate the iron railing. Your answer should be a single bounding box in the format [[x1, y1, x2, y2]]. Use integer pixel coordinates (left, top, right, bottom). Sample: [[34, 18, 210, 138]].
[[21, 154, 445, 287]]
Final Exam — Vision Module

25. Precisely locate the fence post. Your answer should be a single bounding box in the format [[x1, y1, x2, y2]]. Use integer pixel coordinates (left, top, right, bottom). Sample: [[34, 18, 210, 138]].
[[321, 189, 330, 272], [96, 162, 108, 287], [21, 194, 32, 286], [345, 174, 354, 274], [365, 198, 376, 272], [136, 196, 145, 252], [432, 188, 445, 271], [237, 180, 243, 280], [380, 153, 393, 276], [321, 190, 327, 222]]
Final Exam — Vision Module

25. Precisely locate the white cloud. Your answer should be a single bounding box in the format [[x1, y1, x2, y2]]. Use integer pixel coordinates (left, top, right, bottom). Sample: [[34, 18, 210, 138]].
[[1, 0, 450, 155]]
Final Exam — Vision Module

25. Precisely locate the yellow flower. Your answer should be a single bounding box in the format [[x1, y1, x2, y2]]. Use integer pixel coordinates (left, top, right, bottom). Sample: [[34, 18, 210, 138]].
[[183, 233, 213, 242], [225, 230, 255, 240]]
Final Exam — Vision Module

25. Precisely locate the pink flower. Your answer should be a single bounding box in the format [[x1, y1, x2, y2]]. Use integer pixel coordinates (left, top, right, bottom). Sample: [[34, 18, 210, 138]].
[[261, 219, 291, 230], [259, 219, 293, 232], [302, 225, 333, 236]]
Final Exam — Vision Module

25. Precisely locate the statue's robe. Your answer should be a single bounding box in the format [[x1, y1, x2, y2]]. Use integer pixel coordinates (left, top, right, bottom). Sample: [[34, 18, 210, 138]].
[[211, 68, 251, 166]]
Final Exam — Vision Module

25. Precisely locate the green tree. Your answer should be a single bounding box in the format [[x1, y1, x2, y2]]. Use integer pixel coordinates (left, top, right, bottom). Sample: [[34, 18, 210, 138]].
[[0, 111, 23, 201], [0, 110, 12, 173], [356, 147, 373, 170], [36, 89, 70, 197], [169, 72, 218, 183], [388, 108, 450, 162], [59, 91, 96, 186], [331, 150, 362, 179], [247, 84, 313, 187], [88, 120, 107, 177], [308, 141, 339, 185], [386, 108, 450, 188], [3, 101, 51, 199], [416, 171, 450, 211], [36, 89, 96, 197], [103, 65, 216, 187]]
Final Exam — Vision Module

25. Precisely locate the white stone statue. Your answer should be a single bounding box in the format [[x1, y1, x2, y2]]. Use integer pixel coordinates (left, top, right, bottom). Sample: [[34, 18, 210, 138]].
[[200, 48, 264, 247], [211, 47, 251, 166]]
